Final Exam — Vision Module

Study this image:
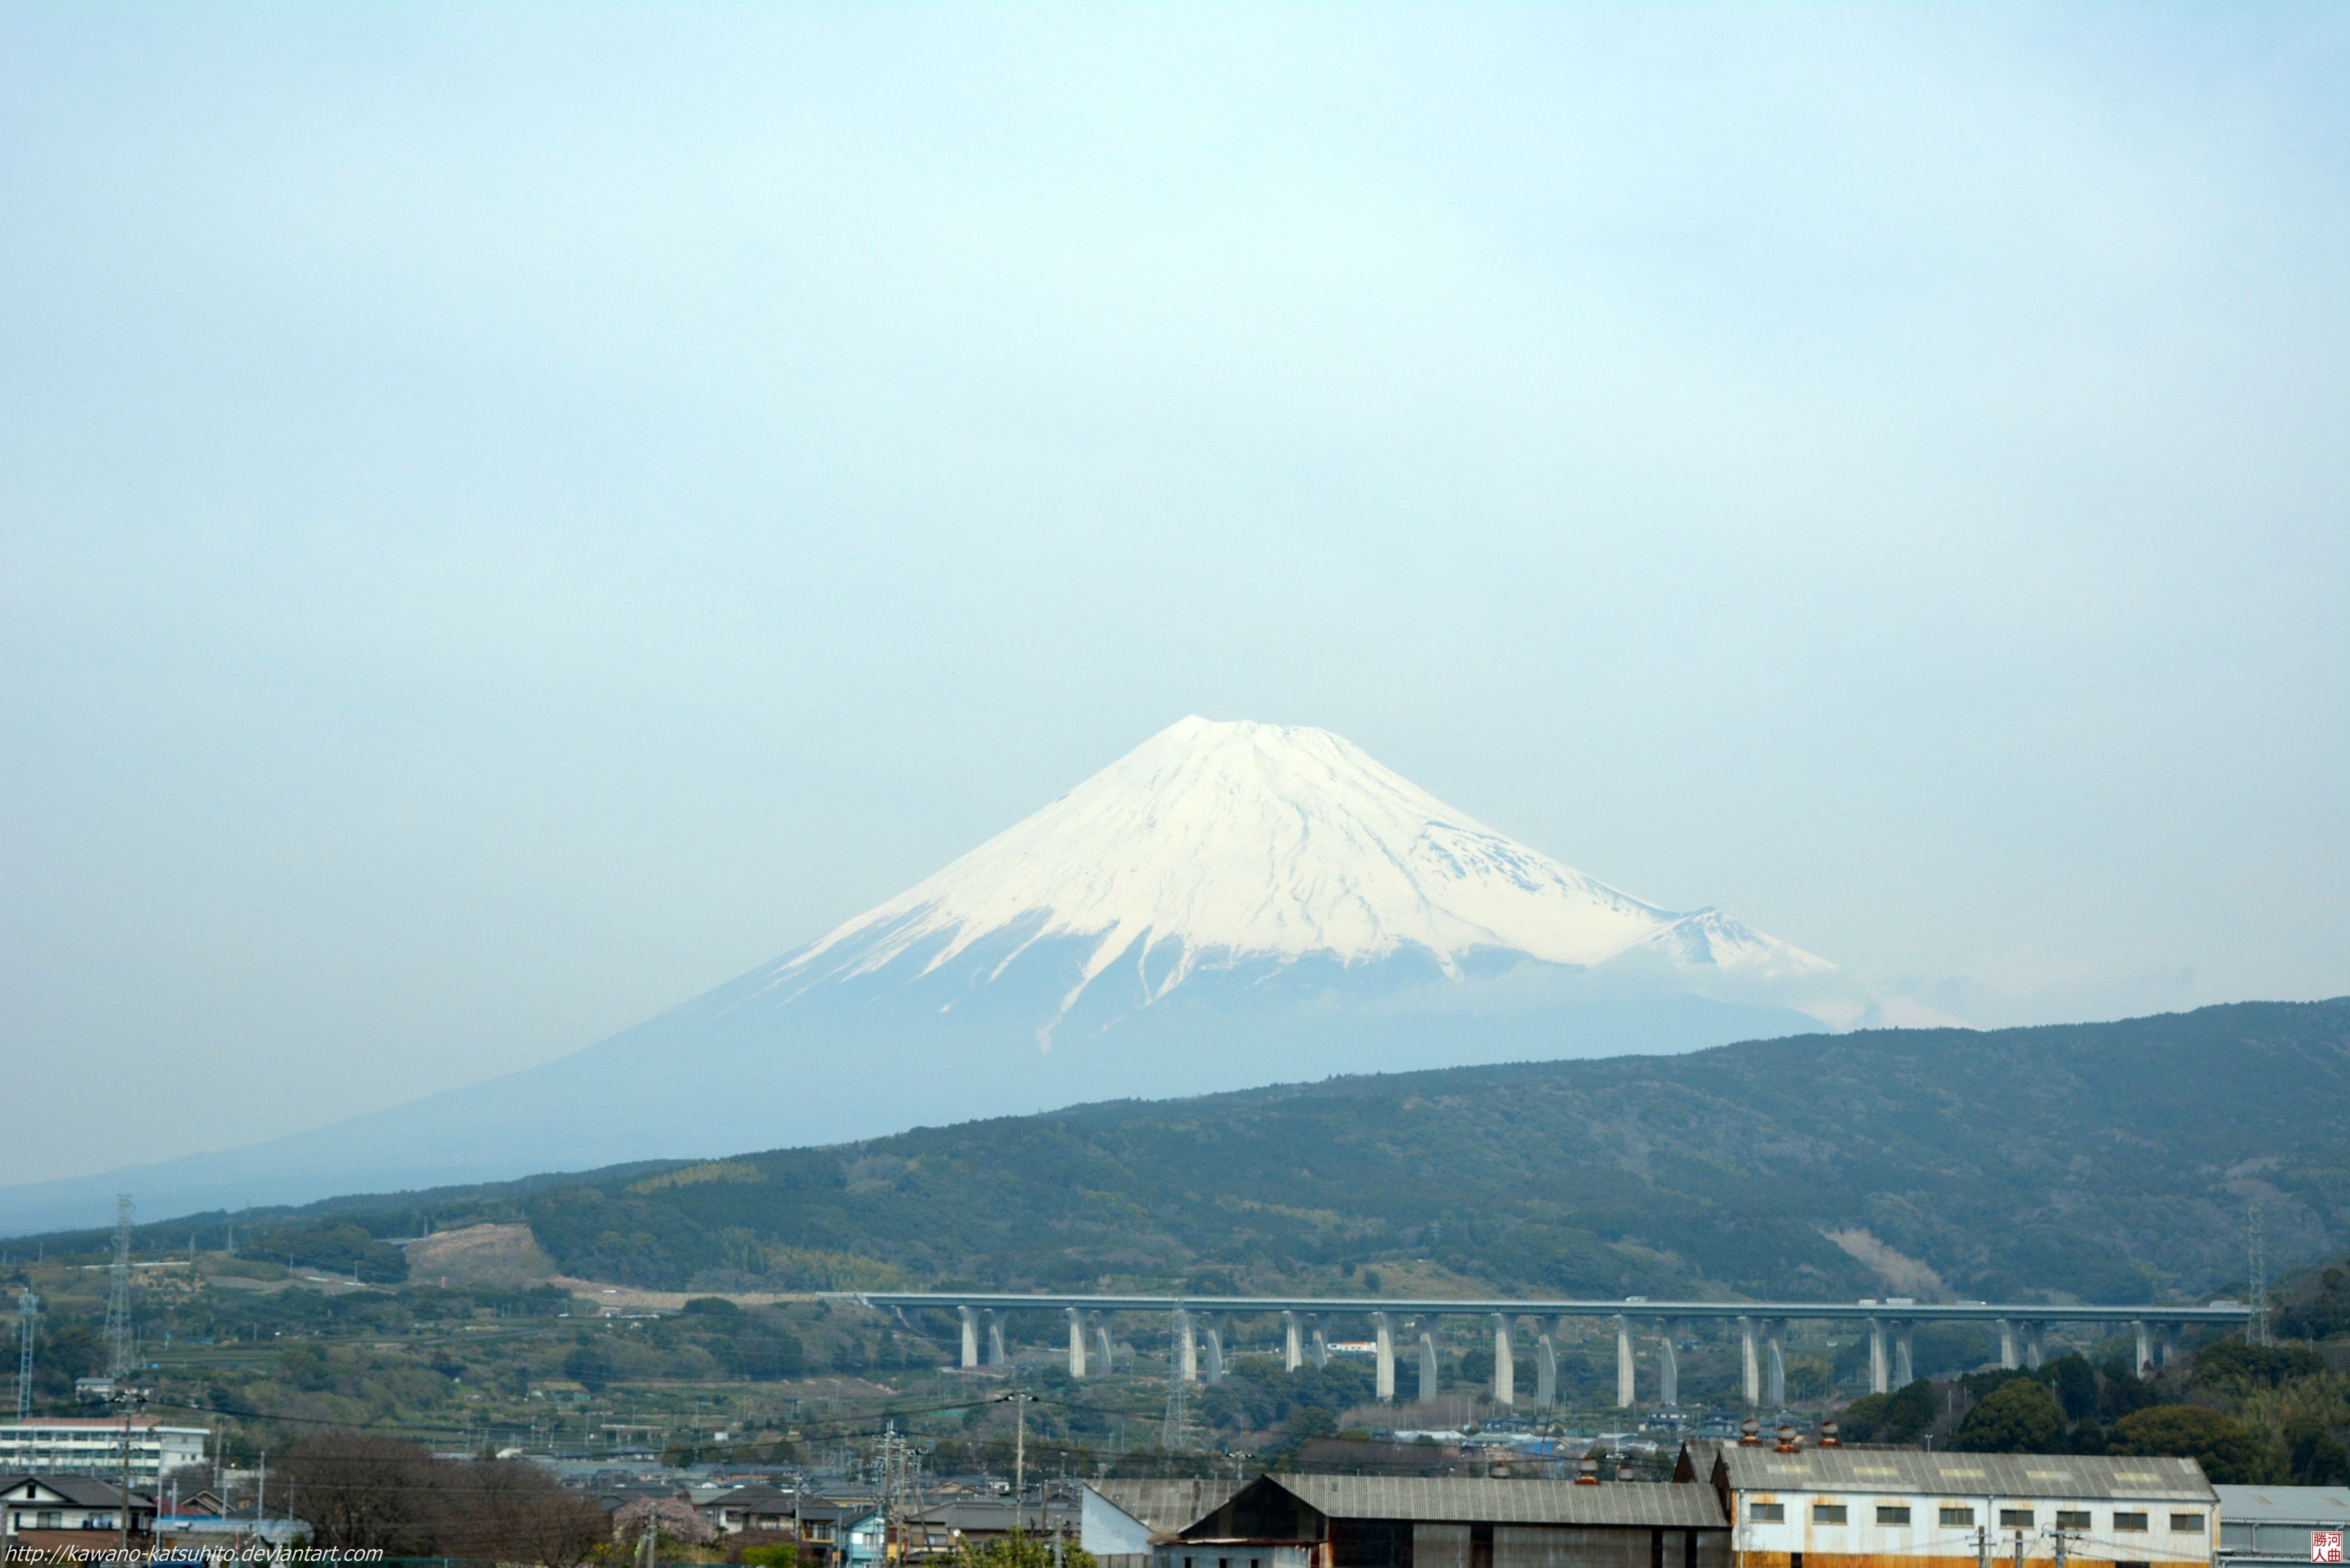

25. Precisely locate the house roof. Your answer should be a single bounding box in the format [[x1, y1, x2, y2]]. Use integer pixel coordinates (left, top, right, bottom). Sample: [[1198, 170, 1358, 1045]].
[[0, 1474, 156, 1508], [2212, 1485, 2350, 1525], [705, 1486, 797, 1513], [1201, 1476, 1726, 1531], [1087, 1481, 1246, 1537], [911, 1498, 1074, 1530], [1712, 1448, 2215, 1503]]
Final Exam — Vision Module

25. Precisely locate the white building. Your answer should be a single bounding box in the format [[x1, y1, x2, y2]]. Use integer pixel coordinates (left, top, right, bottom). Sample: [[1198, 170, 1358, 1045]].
[[1692, 1444, 2216, 1568], [0, 1419, 209, 1483], [2213, 1485, 2349, 1568]]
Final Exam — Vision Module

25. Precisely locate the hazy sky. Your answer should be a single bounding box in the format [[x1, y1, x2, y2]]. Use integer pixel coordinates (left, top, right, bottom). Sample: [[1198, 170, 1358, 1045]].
[[4, 5, 2345, 1181]]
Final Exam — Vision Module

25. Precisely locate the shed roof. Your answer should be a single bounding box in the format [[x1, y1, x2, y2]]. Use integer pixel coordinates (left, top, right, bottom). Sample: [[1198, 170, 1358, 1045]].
[[2211, 1485, 2350, 1525], [1714, 1448, 2214, 1503], [1087, 1481, 1246, 1536], [1262, 1476, 1725, 1529]]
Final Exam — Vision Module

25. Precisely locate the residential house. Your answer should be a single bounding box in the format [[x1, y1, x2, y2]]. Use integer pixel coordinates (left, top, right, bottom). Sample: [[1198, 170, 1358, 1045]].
[[701, 1484, 800, 1537], [0, 1475, 158, 1555]]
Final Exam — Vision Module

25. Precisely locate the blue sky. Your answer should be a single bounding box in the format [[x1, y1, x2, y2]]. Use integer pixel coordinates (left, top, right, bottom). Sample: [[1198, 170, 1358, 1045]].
[[3, 4, 2345, 1179]]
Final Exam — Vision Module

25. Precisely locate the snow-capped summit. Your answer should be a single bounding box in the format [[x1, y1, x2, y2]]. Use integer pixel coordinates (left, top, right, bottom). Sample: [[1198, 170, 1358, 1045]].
[[0, 718, 1853, 1229], [771, 717, 1829, 1024]]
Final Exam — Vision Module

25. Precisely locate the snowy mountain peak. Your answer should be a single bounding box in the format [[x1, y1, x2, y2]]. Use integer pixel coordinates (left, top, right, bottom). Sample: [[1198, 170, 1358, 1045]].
[[778, 717, 1830, 1007]]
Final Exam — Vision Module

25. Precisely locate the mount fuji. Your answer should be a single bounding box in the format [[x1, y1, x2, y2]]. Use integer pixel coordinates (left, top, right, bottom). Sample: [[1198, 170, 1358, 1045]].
[[1, 718, 1854, 1232]]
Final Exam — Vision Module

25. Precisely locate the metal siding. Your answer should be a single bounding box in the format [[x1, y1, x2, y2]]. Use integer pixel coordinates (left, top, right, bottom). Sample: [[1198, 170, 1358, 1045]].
[[1416, 1524, 1470, 1568], [1494, 1526, 1651, 1568]]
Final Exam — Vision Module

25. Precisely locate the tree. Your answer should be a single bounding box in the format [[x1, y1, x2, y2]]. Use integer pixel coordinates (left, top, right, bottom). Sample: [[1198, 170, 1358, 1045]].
[[2110, 1405, 2279, 1483], [445, 1458, 608, 1568], [2040, 1354, 2099, 1422], [2191, 1340, 2325, 1389], [2283, 1417, 2350, 1486], [279, 1435, 436, 1555], [952, 1532, 1096, 1568], [1842, 1380, 1937, 1444], [1953, 1378, 2065, 1453], [563, 1339, 622, 1392], [1291, 1407, 1339, 1439], [2096, 1359, 2160, 1422]]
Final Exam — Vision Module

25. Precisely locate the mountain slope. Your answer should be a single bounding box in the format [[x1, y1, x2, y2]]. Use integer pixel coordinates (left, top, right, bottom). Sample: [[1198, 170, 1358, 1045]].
[[63, 999, 2350, 1308], [0, 717, 1848, 1232]]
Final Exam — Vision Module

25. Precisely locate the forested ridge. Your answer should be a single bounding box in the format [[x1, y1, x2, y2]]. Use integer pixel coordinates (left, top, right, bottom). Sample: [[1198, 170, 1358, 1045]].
[[53, 998, 2350, 1304]]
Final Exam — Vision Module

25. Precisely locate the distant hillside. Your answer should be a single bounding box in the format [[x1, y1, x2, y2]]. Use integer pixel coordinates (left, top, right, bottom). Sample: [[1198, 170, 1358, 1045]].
[[46, 999, 2350, 1304]]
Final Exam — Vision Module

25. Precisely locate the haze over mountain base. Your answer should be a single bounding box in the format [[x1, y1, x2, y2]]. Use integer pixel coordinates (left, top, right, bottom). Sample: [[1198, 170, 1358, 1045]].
[[0, 948, 1818, 1233]]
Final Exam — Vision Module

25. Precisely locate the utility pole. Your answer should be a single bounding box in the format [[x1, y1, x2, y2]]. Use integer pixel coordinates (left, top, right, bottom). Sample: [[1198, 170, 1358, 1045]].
[[113, 1383, 147, 1558], [106, 1195, 136, 1378], [1011, 1392, 1030, 1537]]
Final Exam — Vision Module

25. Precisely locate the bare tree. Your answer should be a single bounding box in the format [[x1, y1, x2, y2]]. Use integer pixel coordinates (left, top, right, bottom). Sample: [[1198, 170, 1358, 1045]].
[[278, 1435, 436, 1555], [442, 1458, 608, 1568]]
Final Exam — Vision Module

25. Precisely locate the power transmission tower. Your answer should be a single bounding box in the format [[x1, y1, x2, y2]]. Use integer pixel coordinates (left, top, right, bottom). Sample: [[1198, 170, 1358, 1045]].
[[17, 1290, 37, 1419], [105, 1194, 134, 1377], [2248, 1203, 2271, 1347], [1161, 1352, 1190, 1453]]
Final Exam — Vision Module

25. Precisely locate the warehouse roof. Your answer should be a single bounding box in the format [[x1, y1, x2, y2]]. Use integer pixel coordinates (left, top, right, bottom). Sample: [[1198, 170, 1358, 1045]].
[[2212, 1485, 2350, 1524], [1185, 1475, 1725, 1534], [1712, 1448, 2214, 1503]]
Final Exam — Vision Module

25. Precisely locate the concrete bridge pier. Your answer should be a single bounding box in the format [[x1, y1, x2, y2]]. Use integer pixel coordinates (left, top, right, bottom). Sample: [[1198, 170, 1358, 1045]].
[[1418, 1324, 1439, 1403], [2023, 1322, 2044, 1369], [1491, 1314, 1515, 1405], [2133, 1320, 2152, 1377], [1658, 1320, 1680, 1407], [1765, 1322, 1786, 1406], [1893, 1325, 1915, 1388], [1174, 1307, 1197, 1383], [1614, 1315, 1635, 1408], [1092, 1312, 1115, 1374], [986, 1309, 1007, 1367], [1203, 1315, 1226, 1382], [2158, 1323, 2179, 1367], [1310, 1318, 1330, 1370], [960, 1305, 981, 1369], [1066, 1306, 1088, 1377], [1738, 1316, 1760, 1406], [1282, 1310, 1304, 1371], [1536, 1324, 1559, 1410], [1373, 1312, 1396, 1403], [1868, 1317, 1890, 1394], [1999, 1319, 2019, 1370]]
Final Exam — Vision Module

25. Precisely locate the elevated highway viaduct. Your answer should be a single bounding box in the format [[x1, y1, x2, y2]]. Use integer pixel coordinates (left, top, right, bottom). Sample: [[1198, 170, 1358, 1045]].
[[855, 1292, 2255, 1409]]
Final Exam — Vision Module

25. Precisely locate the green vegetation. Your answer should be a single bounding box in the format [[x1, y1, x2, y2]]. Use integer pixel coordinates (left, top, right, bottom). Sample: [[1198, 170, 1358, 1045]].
[[31, 1001, 2350, 1309], [2107, 1405, 2275, 1483], [952, 1535, 1095, 1568], [1952, 1378, 2066, 1452]]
